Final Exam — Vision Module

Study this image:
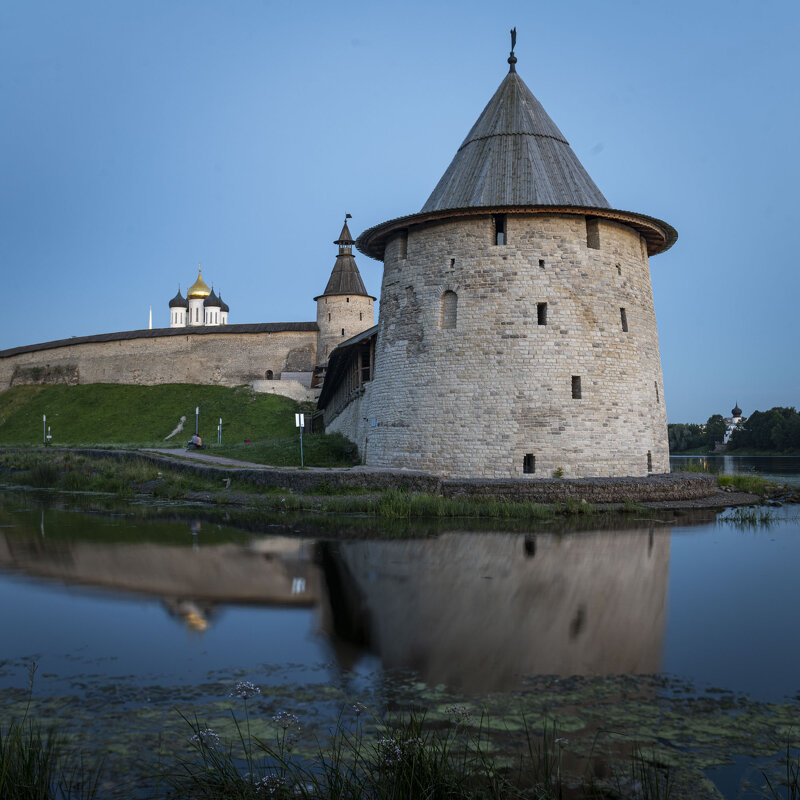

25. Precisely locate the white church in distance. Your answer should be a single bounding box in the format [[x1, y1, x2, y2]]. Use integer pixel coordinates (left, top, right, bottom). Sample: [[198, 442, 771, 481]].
[[168, 267, 230, 327]]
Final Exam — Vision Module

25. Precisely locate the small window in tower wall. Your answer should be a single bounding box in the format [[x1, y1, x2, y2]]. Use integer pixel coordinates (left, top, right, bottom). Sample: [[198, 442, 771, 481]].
[[620, 308, 628, 332], [398, 231, 408, 259], [439, 291, 458, 329], [572, 376, 582, 399], [359, 312, 363, 320], [450, 258, 455, 267], [537, 302, 547, 325], [539, 259, 545, 268], [341, 328, 345, 336], [616, 264, 622, 276], [523, 454, 535, 474], [328, 313, 331, 321], [347, 297, 350, 302], [655, 381, 659, 403], [647, 451, 653, 472], [494, 215, 506, 245], [586, 218, 600, 249]]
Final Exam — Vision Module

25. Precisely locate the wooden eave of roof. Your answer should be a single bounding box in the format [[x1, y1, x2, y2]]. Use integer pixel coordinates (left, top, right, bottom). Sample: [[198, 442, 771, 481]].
[[356, 205, 678, 261], [0, 322, 319, 359], [317, 325, 378, 410]]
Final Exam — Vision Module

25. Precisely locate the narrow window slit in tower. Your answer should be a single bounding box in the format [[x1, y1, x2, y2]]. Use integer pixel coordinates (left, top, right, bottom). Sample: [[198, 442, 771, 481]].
[[439, 291, 458, 329], [616, 264, 622, 276], [341, 328, 345, 336], [539, 259, 545, 269], [346, 297, 350, 302], [586, 217, 600, 249], [537, 302, 547, 325], [572, 376, 582, 399], [655, 381, 659, 403], [328, 313, 331, 321], [494, 215, 506, 245], [523, 454, 535, 474], [647, 451, 653, 472], [359, 312, 363, 320], [450, 258, 455, 267], [620, 307, 628, 332], [398, 231, 408, 259]]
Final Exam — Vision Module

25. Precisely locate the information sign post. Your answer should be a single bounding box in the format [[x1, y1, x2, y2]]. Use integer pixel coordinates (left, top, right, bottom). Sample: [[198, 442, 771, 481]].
[[295, 413, 305, 467]]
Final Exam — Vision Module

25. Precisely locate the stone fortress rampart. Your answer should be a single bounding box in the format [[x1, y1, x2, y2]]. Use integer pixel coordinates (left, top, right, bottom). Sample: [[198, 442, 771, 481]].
[[0, 218, 376, 398], [0, 324, 318, 392]]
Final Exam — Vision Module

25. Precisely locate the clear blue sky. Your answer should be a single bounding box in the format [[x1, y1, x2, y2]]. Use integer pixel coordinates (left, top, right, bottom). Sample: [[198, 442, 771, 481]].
[[1, 0, 798, 423]]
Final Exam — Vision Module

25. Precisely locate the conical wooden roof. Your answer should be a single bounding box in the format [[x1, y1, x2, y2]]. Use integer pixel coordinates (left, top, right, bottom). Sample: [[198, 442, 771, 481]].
[[314, 218, 375, 300], [422, 70, 609, 212]]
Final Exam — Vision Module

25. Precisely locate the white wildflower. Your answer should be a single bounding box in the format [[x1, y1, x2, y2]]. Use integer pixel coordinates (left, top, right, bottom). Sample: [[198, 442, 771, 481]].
[[230, 680, 261, 700], [190, 727, 220, 748]]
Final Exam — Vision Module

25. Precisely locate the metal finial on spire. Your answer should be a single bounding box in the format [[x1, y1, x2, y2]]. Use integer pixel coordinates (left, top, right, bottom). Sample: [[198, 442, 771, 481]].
[[508, 27, 517, 73], [346, 213, 352, 219]]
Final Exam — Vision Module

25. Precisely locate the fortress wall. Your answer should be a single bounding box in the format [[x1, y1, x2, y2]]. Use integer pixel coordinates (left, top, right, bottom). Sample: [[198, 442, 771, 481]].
[[0, 329, 318, 390], [324, 383, 371, 459], [361, 213, 669, 478], [316, 295, 375, 363]]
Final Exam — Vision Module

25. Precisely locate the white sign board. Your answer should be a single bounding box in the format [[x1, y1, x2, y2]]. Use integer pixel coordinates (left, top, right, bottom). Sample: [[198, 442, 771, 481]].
[[295, 413, 305, 428]]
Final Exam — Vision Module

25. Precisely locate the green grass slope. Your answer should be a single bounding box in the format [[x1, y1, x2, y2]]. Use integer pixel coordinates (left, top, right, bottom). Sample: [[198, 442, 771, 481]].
[[0, 384, 301, 446]]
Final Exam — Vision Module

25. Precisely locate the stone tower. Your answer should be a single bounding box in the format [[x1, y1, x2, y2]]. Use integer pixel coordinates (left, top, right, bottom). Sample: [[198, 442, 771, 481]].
[[315, 217, 375, 364], [355, 41, 677, 478]]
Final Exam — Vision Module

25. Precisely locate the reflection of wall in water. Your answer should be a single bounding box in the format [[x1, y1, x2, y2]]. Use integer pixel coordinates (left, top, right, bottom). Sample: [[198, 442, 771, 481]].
[[322, 531, 669, 691], [0, 528, 319, 632]]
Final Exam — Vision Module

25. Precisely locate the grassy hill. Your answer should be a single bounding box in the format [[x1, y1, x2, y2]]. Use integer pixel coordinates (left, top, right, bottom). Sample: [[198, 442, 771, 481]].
[[0, 384, 302, 446]]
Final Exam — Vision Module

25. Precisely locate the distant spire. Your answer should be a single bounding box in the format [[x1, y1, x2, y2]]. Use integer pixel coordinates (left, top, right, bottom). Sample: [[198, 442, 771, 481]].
[[335, 214, 355, 252], [508, 27, 517, 73]]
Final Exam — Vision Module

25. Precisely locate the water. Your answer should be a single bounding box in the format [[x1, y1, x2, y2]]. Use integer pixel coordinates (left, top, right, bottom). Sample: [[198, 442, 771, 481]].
[[671, 453, 800, 486], [1, 490, 799, 798]]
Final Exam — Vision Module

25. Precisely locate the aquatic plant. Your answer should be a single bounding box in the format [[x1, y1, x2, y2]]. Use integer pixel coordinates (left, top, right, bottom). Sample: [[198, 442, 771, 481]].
[[720, 506, 776, 528], [763, 743, 800, 800], [0, 665, 100, 800], [170, 703, 573, 799]]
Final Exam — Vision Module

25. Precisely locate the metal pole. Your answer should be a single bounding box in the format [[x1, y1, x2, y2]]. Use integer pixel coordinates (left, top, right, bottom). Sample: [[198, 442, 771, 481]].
[[219, 418, 222, 445], [299, 427, 304, 468], [195, 406, 199, 435]]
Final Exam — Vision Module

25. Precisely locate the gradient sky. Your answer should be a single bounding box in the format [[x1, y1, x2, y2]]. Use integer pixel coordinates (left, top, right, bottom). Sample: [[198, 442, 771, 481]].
[[2, 0, 798, 423]]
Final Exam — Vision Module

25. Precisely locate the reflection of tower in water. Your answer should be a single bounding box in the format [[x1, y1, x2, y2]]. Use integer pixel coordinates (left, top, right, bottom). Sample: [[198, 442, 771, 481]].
[[317, 529, 670, 692]]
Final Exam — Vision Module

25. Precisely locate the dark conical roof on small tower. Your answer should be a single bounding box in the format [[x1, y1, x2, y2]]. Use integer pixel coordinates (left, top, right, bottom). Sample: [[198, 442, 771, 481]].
[[315, 216, 374, 299], [422, 36, 609, 212]]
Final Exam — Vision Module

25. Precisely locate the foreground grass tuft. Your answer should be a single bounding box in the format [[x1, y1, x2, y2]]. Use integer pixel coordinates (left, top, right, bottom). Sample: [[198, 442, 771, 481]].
[[0, 666, 100, 800]]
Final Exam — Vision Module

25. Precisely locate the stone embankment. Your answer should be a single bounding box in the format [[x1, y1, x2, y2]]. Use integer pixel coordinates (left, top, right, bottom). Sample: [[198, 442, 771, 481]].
[[52, 447, 725, 504]]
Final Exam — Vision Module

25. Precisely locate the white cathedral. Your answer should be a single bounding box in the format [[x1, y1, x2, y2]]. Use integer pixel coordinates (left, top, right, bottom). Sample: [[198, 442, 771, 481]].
[[168, 267, 230, 327]]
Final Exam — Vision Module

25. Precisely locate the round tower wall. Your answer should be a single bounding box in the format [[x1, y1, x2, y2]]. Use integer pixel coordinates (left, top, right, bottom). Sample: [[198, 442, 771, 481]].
[[316, 294, 375, 364], [361, 213, 668, 478]]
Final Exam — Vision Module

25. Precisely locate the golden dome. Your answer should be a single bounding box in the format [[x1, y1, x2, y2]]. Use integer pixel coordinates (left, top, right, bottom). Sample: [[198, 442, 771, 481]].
[[187, 266, 211, 299]]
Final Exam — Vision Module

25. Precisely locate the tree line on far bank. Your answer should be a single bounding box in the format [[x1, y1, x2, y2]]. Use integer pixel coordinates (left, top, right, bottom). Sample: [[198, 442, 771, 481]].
[[668, 407, 800, 454]]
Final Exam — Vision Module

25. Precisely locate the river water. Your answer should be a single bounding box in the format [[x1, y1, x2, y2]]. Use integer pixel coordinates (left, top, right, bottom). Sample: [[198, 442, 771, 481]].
[[1, 482, 799, 798], [670, 454, 800, 487]]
